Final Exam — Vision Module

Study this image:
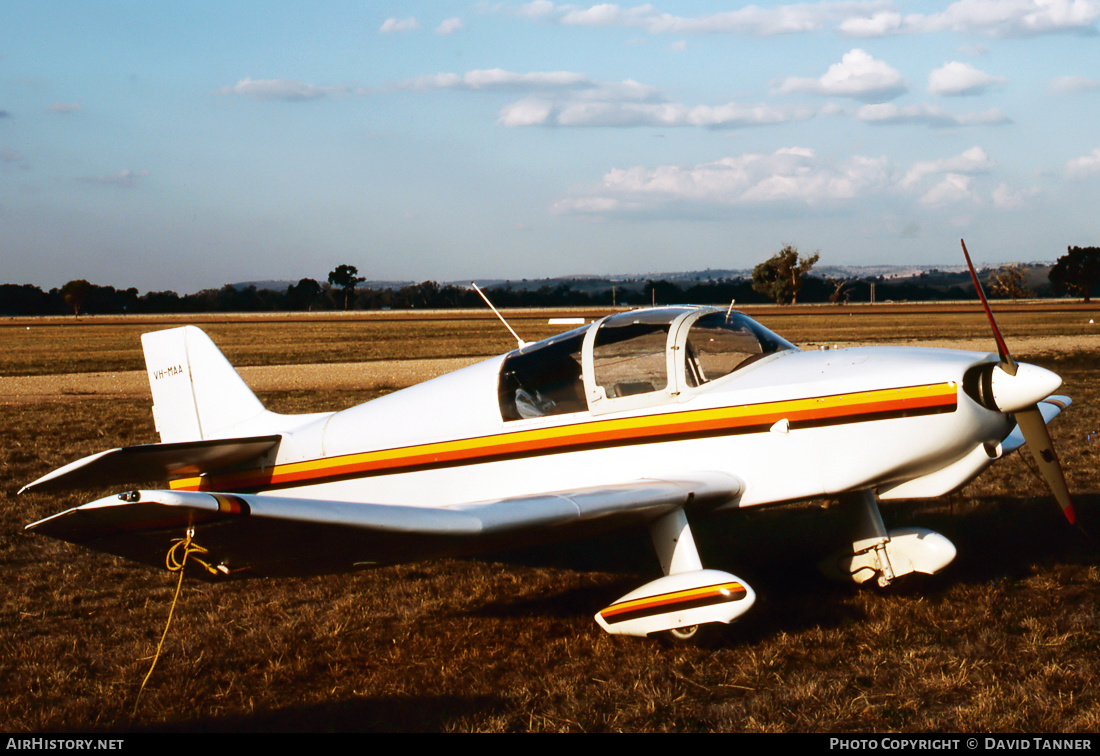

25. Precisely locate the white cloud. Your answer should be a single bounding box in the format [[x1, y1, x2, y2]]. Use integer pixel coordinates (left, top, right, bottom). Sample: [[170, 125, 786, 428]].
[[901, 146, 996, 187], [498, 98, 557, 126], [549, 143, 1044, 217], [552, 196, 634, 214], [920, 173, 975, 206], [992, 182, 1038, 208], [516, 1, 557, 19], [402, 68, 811, 130], [855, 102, 1010, 127], [934, 0, 1100, 36], [838, 11, 903, 35], [48, 102, 81, 114], [928, 61, 1005, 96], [1049, 75, 1100, 93], [552, 148, 893, 215], [1066, 147, 1100, 178], [379, 17, 420, 33], [841, 0, 1100, 37], [959, 43, 991, 55], [436, 17, 464, 34], [773, 49, 907, 102], [500, 99, 816, 128], [400, 68, 591, 91], [551, 1, 897, 36], [78, 169, 148, 187], [220, 77, 346, 101], [501, 1, 1100, 37]]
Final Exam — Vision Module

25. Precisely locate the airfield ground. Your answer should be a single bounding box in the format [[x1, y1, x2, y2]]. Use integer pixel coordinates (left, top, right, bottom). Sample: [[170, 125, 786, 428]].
[[1, 303, 1099, 732]]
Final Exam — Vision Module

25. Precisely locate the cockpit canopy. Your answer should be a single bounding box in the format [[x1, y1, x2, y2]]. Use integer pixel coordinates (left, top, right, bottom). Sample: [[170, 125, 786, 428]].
[[499, 307, 796, 420]]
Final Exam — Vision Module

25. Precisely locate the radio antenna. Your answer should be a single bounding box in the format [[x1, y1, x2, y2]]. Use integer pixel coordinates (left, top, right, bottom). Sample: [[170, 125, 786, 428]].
[[471, 282, 526, 348]]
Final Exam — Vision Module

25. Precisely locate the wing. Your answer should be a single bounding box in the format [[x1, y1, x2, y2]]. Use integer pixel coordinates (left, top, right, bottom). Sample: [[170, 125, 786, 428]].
[[26, 473, 743, 579]]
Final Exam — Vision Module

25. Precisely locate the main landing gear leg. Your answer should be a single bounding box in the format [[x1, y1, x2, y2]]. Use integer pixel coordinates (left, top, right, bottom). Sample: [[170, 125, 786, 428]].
[[593, 505, 757, 640], [648, 506, 703, 576]]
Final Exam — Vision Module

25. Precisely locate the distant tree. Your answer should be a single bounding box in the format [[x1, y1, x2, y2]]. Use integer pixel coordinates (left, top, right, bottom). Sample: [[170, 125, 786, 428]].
[[643, 279, 681, 306], [1049, 246, 1100, 303], [328, 264, 364, 310], [988, 265, 1032, 301], [139, 290, 184, 313], [0, 284, 54, 315], [827, 276, 851, 305], [751, 245, 820, 305], [60, 279, 92, 316], [286, 278, 325, 311]]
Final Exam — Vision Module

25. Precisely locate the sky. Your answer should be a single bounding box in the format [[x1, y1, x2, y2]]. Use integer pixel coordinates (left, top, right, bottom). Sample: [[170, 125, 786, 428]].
[[2, 1, 1100, 293]]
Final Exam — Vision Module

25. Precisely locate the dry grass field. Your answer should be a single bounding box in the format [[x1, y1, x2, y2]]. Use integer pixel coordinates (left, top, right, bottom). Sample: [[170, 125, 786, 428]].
[[2, 303, 1099, 733]]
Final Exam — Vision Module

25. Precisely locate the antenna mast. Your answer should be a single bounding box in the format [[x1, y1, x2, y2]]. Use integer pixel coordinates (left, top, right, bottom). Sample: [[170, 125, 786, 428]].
[[471, 282, 526, 348]]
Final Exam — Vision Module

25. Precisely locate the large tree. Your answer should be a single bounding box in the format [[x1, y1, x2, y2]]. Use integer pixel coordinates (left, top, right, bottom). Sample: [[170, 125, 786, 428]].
[[988, 265, 1033, 301], [328, 264, 365, 310], [60, 279, 92, 316], [751, 245, 820, 305], [286, 278, 325, 311], [1049, 246, 1100, 303]]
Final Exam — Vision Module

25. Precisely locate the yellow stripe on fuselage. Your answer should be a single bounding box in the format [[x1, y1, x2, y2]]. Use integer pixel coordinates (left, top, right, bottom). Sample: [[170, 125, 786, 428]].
[[170, 382, 957, 493]]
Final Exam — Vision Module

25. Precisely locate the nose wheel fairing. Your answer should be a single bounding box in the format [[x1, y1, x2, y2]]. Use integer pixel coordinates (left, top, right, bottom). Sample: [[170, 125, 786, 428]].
[[819, 489, 956, 586]]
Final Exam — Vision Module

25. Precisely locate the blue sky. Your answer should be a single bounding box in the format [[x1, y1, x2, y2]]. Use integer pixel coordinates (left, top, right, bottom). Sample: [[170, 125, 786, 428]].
[[2, 1, 1100, 292]]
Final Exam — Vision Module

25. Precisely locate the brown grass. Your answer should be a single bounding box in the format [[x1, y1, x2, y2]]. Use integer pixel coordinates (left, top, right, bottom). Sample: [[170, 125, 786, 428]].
[[1, 307, 1098, 732], [0, 310, 601, 377], [4, 302, 1097, 376]]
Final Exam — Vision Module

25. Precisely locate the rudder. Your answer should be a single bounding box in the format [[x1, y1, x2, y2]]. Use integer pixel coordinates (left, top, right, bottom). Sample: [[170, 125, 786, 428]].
[[142, 326, 266, 443]]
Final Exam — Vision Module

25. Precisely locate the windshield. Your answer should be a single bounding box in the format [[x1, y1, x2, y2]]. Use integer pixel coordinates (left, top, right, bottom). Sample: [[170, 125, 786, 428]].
[[499, 326, 588, 420], [684, 311, 797, 387]]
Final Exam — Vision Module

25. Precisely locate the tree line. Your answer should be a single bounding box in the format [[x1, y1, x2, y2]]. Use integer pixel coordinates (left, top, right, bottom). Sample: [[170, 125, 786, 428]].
[[2, 248, 1096, 317]]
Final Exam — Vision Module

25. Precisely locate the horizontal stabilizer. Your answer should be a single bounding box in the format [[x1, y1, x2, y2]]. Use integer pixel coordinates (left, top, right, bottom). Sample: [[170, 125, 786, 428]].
[[1002, 395, 1070, 454], [19, 435, 281, 495], [26, 473, 742, 578]]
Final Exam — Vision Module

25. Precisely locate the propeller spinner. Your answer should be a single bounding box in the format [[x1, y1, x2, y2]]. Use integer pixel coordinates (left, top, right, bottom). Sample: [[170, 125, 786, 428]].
[[961, 239, 1076, 525]]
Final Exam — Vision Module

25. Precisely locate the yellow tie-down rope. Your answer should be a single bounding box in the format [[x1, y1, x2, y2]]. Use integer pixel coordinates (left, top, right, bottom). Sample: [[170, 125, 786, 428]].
[[131, 527, 219, 719]]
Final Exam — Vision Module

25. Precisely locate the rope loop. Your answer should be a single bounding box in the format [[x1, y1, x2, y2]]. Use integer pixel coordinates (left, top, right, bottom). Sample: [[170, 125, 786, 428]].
[[131, 526, 216, 720]]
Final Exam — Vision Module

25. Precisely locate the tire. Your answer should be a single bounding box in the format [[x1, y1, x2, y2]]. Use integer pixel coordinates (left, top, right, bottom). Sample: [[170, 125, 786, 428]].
[[658, 623, 723, 647]]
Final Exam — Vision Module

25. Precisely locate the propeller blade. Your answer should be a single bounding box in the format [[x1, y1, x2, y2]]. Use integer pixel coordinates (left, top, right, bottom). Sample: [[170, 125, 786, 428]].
[[961, 239, 1074, 525], [1015, 406, 1076, 525], [961, 239, 1017, 376]]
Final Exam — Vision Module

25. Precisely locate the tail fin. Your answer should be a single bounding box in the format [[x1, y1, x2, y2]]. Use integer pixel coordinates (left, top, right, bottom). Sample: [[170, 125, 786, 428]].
[[142, 326, 266, 443]]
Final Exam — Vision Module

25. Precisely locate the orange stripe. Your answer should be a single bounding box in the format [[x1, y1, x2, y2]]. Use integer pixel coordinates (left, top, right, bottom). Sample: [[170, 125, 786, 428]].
[[600, 582, 745, 619], [170, 382, 956, 492]]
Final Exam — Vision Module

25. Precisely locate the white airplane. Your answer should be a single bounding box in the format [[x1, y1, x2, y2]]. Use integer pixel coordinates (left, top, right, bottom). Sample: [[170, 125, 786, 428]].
[[23, 243, 1075, 642]]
